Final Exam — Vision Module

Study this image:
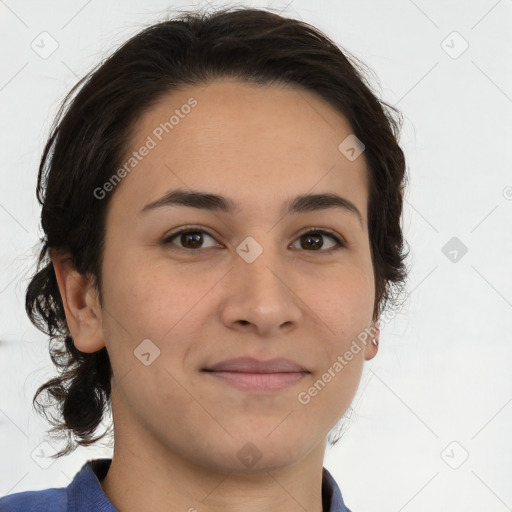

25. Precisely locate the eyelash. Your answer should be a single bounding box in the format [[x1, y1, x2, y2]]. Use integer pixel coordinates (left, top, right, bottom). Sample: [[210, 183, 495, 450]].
[[162, 225, 346, 253]]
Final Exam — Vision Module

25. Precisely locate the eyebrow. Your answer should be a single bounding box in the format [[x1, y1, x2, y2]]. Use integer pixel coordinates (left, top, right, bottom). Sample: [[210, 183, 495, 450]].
[[140, 188, 364, 227]]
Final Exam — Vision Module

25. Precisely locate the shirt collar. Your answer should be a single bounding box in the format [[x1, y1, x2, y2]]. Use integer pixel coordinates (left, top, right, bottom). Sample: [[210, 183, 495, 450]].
[[322, 467, 352, 512], [69, 459, 351, 512], [67, 459, 117, 512]]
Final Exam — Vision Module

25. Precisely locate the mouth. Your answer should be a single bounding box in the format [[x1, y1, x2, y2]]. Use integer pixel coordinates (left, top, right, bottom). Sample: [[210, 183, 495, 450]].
[[202, 370, 308, 392], [201, 357, 310, 392]]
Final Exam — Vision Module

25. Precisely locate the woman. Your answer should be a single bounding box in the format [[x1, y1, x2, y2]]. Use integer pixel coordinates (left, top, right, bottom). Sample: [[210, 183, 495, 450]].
[[0, 6, 407, 511]]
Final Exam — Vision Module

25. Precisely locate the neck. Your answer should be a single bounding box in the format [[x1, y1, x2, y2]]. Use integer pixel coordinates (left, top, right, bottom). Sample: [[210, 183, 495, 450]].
[[100, 391, 328, 512]]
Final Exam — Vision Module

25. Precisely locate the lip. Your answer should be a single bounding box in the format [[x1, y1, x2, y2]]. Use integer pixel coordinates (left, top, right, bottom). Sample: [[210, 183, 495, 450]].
[[204, 371, 307, 391], [203, 357, 308, 373], [202, 357, 310, 392]]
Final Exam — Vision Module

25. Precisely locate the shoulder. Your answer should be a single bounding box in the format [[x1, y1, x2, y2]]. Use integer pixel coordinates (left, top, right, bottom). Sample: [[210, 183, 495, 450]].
[[322, 467, 353, 512], [0, 487, 67, 512], [0, 458, 114, 512]]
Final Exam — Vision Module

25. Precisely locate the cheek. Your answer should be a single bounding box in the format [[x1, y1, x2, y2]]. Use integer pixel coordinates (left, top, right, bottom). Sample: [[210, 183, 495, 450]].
[[307, 262, 375, 336], [99, 254, 199, 410], [295, 269, 372, 425], [101, 250, 194, 341]]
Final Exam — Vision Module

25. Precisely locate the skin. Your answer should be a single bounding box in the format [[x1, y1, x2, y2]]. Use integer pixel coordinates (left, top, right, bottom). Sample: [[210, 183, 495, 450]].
[[52, 79, 379, 512]]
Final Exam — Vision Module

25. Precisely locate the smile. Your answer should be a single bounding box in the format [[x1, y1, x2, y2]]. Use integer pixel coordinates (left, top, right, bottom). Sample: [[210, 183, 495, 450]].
[[202, 370, 308, 392]]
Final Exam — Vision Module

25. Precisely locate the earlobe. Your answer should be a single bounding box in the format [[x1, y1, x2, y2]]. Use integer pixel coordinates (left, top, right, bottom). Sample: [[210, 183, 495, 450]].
[[364, 324, 379, 361], [51, 250, 106, 354]]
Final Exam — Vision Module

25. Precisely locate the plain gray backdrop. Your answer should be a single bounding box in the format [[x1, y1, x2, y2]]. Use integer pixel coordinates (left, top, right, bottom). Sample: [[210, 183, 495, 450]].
[[1, 1, 511, 511]]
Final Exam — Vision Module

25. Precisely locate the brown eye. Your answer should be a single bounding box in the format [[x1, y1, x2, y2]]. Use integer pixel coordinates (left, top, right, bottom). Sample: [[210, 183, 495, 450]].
[[163, 228, 219, 250], [163, 227, 345, 253], [177, 231, 204, 249], [291, 230, 344, 252]]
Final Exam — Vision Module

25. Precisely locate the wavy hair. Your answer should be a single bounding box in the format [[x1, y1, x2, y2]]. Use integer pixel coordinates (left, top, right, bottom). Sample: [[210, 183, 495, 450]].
[[26, 6, 409, 456]]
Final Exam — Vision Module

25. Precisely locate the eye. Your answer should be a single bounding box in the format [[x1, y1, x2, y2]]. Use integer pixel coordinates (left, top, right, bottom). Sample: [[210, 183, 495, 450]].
[[290, 229, 345, 252], [162, 226, 220, 251], [162, 226, 345, 252]]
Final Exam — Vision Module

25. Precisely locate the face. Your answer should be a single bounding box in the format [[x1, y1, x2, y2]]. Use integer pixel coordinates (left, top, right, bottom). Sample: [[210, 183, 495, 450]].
[[90, 79, 377, 472]]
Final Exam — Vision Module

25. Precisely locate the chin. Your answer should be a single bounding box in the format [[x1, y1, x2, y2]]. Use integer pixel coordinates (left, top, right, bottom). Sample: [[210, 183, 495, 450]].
[[184, 430, 312, 474]]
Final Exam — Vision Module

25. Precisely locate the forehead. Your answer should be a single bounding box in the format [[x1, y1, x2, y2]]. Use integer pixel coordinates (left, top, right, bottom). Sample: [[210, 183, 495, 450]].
[[111, 79, 369, 220]]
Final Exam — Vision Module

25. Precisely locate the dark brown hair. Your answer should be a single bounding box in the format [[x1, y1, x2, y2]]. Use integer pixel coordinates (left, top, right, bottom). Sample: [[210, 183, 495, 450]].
[[26, 6, 409, 456]]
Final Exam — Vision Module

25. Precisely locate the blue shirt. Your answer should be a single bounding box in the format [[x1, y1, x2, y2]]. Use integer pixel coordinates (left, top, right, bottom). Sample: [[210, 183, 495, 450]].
[[0, 459, 352, 512]]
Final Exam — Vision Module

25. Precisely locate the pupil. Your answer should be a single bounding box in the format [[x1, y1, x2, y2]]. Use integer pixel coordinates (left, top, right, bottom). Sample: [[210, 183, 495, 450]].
[[182, 232, 203, 249], [303, 233, 322, 250]]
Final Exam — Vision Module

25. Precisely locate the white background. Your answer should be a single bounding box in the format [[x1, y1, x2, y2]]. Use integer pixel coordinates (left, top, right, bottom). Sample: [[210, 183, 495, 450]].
[[1, 0, 511, 510]]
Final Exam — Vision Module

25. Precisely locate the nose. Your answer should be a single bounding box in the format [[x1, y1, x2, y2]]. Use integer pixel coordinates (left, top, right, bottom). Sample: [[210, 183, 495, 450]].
[[218, 241, 304, 337]]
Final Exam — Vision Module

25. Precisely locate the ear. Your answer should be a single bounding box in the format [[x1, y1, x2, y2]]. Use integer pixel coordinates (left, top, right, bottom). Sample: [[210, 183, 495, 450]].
[[51, 249, 106, 353], [363, 322, 379, 361]]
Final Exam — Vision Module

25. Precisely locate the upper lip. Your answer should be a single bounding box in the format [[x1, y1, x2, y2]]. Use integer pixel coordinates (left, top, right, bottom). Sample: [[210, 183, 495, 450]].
[[203, 357, 309, 373]]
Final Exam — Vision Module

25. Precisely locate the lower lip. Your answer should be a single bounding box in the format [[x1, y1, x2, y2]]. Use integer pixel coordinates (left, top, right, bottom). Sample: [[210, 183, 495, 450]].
[[203, 371, 308, 391]]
